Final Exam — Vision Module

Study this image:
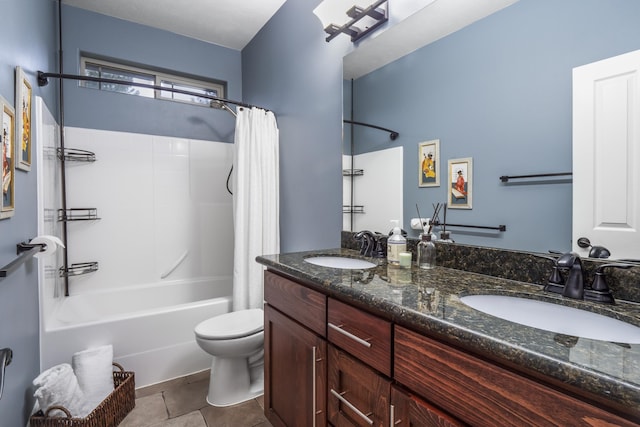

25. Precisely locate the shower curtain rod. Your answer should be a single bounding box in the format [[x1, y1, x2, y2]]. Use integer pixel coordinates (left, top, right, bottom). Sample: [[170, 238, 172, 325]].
[[37, 71, 269, 112], [343, 119, 399, 140]]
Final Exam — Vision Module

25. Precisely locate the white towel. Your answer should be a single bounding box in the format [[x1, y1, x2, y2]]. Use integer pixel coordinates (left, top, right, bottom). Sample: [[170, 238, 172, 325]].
[[72, 345, 114, 411], [33, 364, 91, 418]]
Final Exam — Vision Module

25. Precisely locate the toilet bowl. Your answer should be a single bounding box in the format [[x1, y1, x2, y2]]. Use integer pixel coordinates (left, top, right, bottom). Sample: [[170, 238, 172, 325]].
[[194, 308, 264, 407]]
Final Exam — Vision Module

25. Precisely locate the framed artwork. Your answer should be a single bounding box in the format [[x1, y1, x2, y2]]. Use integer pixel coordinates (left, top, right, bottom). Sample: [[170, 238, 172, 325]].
[[418, 139, 440, 187], [15, 66, 32, 171], [448, 157, 472, 209], [1, 96, 16, 219]]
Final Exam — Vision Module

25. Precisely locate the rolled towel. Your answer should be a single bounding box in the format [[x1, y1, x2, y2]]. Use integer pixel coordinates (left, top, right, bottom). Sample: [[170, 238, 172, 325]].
[[72, 345, 114, 410], [33, 363, 91, 418]]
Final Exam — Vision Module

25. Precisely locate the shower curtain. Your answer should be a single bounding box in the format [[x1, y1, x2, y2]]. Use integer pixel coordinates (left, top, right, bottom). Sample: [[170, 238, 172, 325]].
[[232, 107, 280, 311]]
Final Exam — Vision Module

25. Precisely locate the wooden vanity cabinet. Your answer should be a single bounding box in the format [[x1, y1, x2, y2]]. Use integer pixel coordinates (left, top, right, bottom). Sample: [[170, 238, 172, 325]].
[[390, 385, 465, 427], [264, 269, 637, 427], [264, 272, 327, 427], [328, 345, 390, 426], [264, 270, 326, 336], [395, 325, 637, 427], [327, 297, 393, 426], [327, 298, 392, 377]]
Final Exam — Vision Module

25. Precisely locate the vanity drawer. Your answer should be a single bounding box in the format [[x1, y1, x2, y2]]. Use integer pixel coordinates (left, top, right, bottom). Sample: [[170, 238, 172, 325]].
[[394, 325, 637, 427], [327, 298, 391, 376], [264, 271, 326, 337], [328, 345, 390, 427]]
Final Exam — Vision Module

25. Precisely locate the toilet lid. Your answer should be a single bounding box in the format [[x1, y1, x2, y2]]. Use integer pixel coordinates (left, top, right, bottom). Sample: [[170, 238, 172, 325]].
[[195, 308, 264, 339]]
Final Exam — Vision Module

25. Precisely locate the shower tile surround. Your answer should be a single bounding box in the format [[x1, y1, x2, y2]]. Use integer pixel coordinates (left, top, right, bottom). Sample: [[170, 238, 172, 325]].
[[255, 233, 640, 420], [61, 127, 234, 294], [37, 123, 235, 387]]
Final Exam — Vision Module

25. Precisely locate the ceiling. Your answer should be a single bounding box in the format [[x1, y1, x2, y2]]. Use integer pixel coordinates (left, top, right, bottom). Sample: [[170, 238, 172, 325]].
[[344, 0, 518, 79], [62, 0, 518, 78], [61, 0, 288, 50]]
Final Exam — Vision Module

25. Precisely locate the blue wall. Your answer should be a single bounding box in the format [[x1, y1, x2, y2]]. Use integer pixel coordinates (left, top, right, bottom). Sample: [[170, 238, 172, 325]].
[[349, 0, 640, 253], [242, 0, 349, 252], [60, 5, 242, 142], [0, 0, 58, 424]]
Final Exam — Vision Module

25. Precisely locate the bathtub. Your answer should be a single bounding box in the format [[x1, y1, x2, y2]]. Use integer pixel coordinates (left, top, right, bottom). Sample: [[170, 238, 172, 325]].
[[40, 277, 232, 388]]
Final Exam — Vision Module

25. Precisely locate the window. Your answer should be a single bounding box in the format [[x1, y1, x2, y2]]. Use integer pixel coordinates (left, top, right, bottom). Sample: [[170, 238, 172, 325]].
[[159, 78, 220, 106], [80, 56, 226, 107]]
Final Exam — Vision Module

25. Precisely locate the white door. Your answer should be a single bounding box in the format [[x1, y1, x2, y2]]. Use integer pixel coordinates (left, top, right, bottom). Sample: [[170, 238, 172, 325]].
[[573, 49, 640, 260]]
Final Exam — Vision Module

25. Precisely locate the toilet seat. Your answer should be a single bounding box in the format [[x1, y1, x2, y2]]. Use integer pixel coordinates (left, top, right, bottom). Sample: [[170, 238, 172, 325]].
[[195, 309, 263, 340]]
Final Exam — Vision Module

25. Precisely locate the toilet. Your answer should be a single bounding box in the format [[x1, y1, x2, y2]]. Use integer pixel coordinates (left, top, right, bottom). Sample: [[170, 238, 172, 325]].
[[194, 308, 264, 407]]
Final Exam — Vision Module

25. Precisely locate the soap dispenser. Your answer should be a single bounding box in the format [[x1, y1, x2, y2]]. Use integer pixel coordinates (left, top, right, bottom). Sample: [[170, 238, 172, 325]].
[[387, 220, 406, 265]]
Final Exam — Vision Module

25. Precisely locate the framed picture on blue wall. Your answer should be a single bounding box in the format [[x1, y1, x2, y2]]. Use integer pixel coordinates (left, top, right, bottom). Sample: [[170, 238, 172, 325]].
[[448, 157, 472, 209], [1, 96, 16, 219], [418, 139, 440, 187], [15, 66, 32, 172]]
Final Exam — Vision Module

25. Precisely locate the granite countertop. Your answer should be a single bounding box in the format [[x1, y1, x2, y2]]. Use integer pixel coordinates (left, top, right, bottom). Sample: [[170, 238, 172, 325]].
[[256, 248, 640, 415]]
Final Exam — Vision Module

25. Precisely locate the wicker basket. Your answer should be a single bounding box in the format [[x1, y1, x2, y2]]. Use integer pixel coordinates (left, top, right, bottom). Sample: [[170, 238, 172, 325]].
[[30, 363, 135, 427]]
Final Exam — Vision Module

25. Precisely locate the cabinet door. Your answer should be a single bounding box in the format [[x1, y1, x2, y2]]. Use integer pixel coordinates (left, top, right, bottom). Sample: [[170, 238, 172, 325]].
[[390, 385, 465, 427], [328, 345, 390, 427], [265, 305, 327, 427]]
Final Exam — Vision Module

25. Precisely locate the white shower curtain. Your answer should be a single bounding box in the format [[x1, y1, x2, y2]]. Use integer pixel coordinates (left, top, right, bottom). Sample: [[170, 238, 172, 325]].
[[232, 107, 280, 311]]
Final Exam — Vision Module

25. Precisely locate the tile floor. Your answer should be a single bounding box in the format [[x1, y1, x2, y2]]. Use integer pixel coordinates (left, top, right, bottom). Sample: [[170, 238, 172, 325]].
[[119, 370, 271, 427]]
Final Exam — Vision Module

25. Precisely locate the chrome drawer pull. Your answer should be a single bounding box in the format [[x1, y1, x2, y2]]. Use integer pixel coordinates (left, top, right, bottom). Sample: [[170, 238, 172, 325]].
[[390, 404, 395, 426], [312, 346, 317, 427], [328, 322, 372, 348], [330, 389, 374, 425], [390, 403, 402, 425]]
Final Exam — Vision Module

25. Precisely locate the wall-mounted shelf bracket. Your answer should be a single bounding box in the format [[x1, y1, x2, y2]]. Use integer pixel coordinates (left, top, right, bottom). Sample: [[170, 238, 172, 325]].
[[343, 169, 364, 176], [343, 205, 365, 214], [58, 208, 101, 222], [59, 262, 99, 278], [57, 148, 96, 162]]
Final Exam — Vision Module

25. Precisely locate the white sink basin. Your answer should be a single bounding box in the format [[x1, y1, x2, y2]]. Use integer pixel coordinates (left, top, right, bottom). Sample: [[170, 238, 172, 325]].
[[460, 294, 640, 344], [304, 256, 376, 269]]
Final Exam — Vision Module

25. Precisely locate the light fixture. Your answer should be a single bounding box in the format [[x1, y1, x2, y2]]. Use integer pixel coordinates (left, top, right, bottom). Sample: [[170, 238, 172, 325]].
[[313, 0, 389, 43]]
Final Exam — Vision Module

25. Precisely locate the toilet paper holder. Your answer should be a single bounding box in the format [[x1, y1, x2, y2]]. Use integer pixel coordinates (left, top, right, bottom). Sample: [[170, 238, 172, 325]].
[[0, 240, 47, 279], [17, 241, 47, 254]]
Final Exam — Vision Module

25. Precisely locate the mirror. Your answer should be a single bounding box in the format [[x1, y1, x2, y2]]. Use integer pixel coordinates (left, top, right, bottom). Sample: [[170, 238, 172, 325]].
[[342, 0, 640, 259], [342, 79, 403, 233]]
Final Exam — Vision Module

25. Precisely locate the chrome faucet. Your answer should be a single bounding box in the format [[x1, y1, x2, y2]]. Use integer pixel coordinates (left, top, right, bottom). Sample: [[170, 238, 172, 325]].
[[556, 252, 585, 299]]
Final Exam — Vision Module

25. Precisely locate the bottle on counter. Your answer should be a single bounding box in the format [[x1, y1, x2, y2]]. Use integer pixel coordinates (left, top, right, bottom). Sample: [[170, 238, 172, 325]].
[[417, 233, 436, 269], [387, 220, 406, 265]]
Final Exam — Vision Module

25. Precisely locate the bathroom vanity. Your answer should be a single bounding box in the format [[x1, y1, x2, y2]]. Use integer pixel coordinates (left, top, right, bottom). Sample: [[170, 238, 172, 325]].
[[258, 247, 640, 426]]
